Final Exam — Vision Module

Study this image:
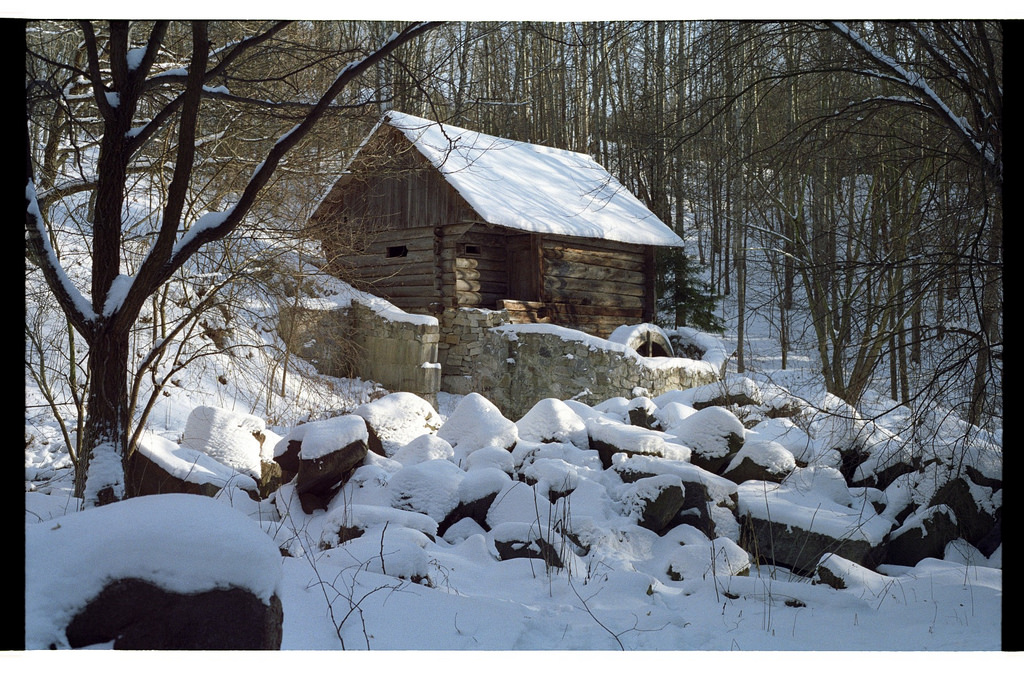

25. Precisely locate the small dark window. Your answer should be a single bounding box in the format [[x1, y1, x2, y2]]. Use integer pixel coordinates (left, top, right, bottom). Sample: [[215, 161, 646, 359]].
[[386, 245, 408, 258], [463, 244, 481, 255]]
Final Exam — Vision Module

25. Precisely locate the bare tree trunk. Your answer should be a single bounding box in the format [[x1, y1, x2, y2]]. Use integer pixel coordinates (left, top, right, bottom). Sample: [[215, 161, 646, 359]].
[[969, 205, 1002, 427], [77, 324, 131, 503]]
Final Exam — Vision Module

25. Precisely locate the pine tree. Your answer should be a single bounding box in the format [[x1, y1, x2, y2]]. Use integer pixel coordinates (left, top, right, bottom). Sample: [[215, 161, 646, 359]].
[[657, 248, 724, 333]]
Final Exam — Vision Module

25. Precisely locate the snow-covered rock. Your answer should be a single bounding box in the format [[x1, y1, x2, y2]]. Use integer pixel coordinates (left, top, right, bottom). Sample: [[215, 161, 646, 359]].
[[319, 503, 439, 548], [515, 397, 589, 448], [463, 445, 516, 474], [182, 405, 270, 480], [616, 474, 686, 533], [665, 405, 745, 474], [389, 458, 465, 522], [587, 417, 669, 468], [354, 392, 442, 456], [391, 433, 455, 466], [737, 478, 891, 575], [129, 430, 259, 499], [438, 392, 518, 457], [652, 400, 698, 431], [665, 536, 751, 582], [723, 438, 797, 484], [277, 415, 370, 512], [25, 494, 283, 649]]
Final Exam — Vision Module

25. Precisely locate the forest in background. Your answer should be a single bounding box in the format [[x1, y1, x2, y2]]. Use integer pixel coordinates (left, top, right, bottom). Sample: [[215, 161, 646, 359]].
[[25, 20, 1001, 503]]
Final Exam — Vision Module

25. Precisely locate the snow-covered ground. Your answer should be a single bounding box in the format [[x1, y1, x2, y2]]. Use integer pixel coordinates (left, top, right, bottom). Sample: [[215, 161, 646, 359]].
[[22, 175, 1008, 670], [24, 269, 1007, 662]]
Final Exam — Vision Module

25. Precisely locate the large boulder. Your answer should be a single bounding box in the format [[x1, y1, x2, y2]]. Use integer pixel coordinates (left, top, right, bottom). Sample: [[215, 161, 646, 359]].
[[737, 479, 891, 576], [181, 405, 271, 481], [278, 415, 370, 513], [438, 492, 500, 538], [587, 418, 670, 469], [127, 431, 259, 501], [652, 400, 699, 431], [665, 535, 751, 582], [65, 579, 283, 650], [438, 392, 519, 458], [354, 392, 443, 457], [515, 398, 589, 448], [626, 396, 659, 430], [928, 477, 1000, 553], [850, 433, 919, 490], [618, 475, 686, 534], [722, 439, 797, 485], [884, 504, 960, 567], [748, 418, 832, 468], [391, 433, 456, 467], [519, 456, 580, 502], [612, 454, 739, 540], [489, 522, 571, 570], [665, 406, 745, 475], [389, 458, 466, 522], [319, 504, 439, 549], [812, 552, 893, 591], [25, 494, 283, 650]]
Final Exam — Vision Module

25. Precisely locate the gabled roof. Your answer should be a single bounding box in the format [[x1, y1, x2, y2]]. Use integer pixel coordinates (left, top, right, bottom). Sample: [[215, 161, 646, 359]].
[[369, 111, 683, 248]]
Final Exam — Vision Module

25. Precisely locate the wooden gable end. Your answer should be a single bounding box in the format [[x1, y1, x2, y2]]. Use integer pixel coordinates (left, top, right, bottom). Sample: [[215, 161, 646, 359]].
[[313, 124, 479, 233], [310, 125, 481, 313]]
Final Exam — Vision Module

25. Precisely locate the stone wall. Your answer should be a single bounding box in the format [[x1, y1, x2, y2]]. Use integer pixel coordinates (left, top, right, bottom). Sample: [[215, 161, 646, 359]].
[[278, 298, 441, 407], [280, 303, 723, 420], [438, 307, 514, 397], [438, 308, 724, 419]]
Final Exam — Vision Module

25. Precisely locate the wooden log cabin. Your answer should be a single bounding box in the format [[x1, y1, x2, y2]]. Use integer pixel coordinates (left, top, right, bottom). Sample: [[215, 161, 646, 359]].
[[309, 112, 683, 339]]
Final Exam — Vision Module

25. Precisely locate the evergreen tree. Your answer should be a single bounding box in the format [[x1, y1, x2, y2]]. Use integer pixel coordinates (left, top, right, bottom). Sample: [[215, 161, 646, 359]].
[[657, 248, 724, 332]]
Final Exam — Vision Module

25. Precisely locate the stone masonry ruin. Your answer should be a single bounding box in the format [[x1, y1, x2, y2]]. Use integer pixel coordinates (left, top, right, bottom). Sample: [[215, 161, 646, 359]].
[[279, 296, 725, 419]]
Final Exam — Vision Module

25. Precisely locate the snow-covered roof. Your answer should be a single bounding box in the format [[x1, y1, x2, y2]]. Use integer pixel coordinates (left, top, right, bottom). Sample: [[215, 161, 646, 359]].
[[379, 111, 684, 248]]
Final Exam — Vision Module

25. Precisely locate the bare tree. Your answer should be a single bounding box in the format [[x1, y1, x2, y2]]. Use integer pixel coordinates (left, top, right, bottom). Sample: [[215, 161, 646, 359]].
[[25, 19, 441, 507]]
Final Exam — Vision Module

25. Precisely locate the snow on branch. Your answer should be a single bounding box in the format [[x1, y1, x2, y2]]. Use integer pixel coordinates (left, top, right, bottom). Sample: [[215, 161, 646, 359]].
[[830, 21, 1000, 181], [25, 179, 97, 324], [172, 209, 236, 259], [154, 22, 440, 284]]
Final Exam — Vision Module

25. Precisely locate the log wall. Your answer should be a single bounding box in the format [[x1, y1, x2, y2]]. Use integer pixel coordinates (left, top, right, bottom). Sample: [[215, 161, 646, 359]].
[[502, 235, 654, 338]]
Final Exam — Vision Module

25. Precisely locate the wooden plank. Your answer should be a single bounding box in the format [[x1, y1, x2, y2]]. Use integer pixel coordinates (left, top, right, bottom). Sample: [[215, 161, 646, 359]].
[[457, 290, 510, 308], [385, 281, 441, 296], [455, 244, 509, 261], [543, 245, 645, 267], [461, 268, 507, 284], [542, 234, 646, 256], [342, 255, 435, 272], [436, 222, 477, 240], [551, 305, 643, 320], [544, 275, 645, 299], [500, 300, 643, 318], [343, 244, 434, 267], [545, 259, 645, 284], [543, 283, 645, 309], [643, 245, 657, 323], [456, 278, 508, 294], [449, 256, 508, 273], [455, 290, 484, 306], [534, 234, 546, 304], [456, 267, 481, 282]]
